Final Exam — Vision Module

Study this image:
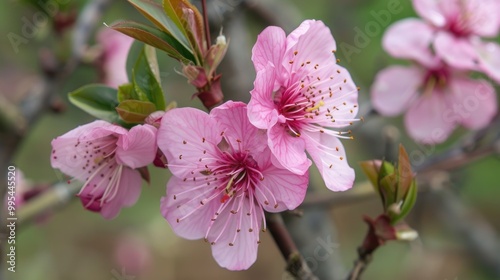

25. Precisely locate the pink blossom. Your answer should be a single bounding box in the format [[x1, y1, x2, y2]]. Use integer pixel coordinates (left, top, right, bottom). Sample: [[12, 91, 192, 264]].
[[97, 28, 134, 88], [114, 233, 151, 276], [158, 101, 308, 270], [374, 15, 498, 144], [51, 121, 157, 219], [371, 62, 497, 144], [248, 20, 358, 191], [409, 0, 500, 82]]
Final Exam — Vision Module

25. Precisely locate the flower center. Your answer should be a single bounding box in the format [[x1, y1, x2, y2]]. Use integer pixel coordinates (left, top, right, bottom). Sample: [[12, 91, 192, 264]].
[[74, 135, 122, 209], [422, 67, 450, 95]]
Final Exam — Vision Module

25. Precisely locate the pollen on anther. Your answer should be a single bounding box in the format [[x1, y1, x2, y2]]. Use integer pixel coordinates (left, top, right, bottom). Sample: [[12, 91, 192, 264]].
[[183, 140, 187, 144], [179, 155, 183, 159], [202, 137, 206, 143], [173, 195, 177, 200], [249, 228, 253, 232], [176, 218, 180, 223], [294, 51, 298, 55], [289, 60, 294, 64], [340, 157, 344, 160], [229, 243, 234, 246], [337, 69, 341, 73]]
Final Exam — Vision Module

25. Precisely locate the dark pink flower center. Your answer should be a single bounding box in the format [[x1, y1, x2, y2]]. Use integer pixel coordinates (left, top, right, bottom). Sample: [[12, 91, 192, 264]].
[[172, 137, 276, 246], [423, 66, 450, 91], [73, 135, 122, 209]]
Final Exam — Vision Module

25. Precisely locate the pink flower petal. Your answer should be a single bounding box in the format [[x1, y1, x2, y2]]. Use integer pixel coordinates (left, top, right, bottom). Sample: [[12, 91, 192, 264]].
[[475, 41, 500, 83], [101, 167, 142, 219], [284, 20, 338, 75], [161, 176, 218, 240], [449, 77, 497, 129], [462, 0, 500, 37], [251, 26, 286, 73], [371, 65, 423, 116], [434, 31, 479, 70], [304, 132, 354, 192], [404, 89, 457, 144], [211, 101, 267, 155], [116, 124, 157, 169], [157, 107, 222, 178], [248, 67, 279, 129], [210, 200, 261, 270], [382, 18, 438, 67], [412, 0, 447, 27], [51, 120, 119, 181], [267, 125, 311, 175], [254, 148, 308, 212]]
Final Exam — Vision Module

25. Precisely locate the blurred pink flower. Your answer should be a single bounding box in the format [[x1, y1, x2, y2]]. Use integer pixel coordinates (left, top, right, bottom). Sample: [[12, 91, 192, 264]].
[[97, 28, 134, 88], [114, 233, 151, 277], [371, 64, 497, 144], [51, 121, 157, 219], [374, 16, 498, 144], [248, 20, 358, 191], [406, 0, 500, 82], [158, 101, 308, 270]]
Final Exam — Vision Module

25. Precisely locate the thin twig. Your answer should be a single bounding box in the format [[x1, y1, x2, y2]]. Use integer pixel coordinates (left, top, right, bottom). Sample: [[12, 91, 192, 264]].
[[201, 0, 211, 50], [429, 174, 500, 277], [267, 213, 319, 280]]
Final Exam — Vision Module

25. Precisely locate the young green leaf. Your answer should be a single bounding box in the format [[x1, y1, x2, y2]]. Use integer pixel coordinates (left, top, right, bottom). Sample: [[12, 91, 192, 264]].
[[392, 180, 418, 224], [132, 46, 166, 110], [397, 144, 413, 202], [128, 0, 191, 50], [111, 20, 195, 63], [117, 83, 139, 102], [68, 84, 121, 124], [116, 100, 156, 123], [359, 160, 381, 193]]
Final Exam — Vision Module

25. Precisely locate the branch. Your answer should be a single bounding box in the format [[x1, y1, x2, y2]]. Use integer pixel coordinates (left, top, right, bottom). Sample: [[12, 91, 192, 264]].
[[0, 0, 113, 234], [429, 175, 500, 277], [267, 213, 319, 280], [17, 182, 81, 226]]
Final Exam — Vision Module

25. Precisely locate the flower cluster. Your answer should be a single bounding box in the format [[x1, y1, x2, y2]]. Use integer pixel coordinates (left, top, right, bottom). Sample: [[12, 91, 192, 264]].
[[371, 0, 499, 144], [50, 19, 358, 270]]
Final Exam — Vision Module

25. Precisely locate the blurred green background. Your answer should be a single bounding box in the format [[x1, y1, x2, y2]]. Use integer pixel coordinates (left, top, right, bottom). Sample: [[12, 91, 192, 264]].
[[1, 0, 500, 279]]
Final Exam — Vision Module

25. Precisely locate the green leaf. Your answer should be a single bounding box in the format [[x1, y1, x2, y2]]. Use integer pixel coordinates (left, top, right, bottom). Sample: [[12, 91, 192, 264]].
[[68, 84, 121, 123], [379, 173, 398, 210], [397, 144, 413, 202], [359, 160, 381, 193], [392, 180, 418, 224], [117, 83, 139, 102], [126, 40, 145, 83], [378, 160, 395, 180], [132, 46, 166, 110], [128, 0, 191, 51], [111, 20, 195, 63], [116, 100, 156, 123]]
